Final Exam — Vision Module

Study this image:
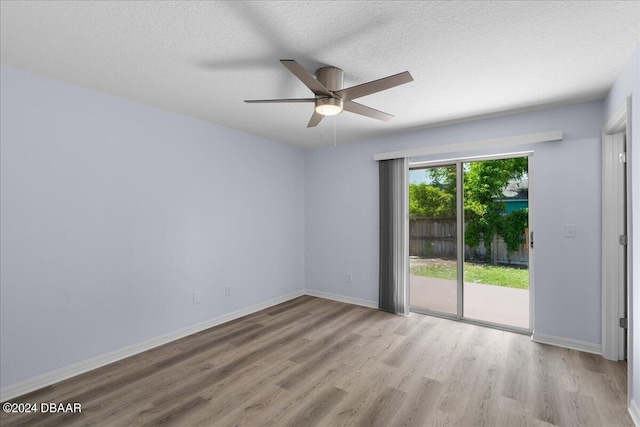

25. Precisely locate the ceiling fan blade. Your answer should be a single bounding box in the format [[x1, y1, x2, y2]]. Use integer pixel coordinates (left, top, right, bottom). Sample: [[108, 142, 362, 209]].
[[280, 60, 332, 97], [307, 111, 324, 128], [245, 98, 315, 103], [335, 71, 413, 102], [343, 101, 394, 121]]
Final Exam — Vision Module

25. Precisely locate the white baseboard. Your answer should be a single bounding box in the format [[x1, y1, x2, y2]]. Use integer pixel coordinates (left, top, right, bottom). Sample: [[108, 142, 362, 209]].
[[630, 399, 640, 427], [304, 288, 378, 309], [531, 332, 601, 355], [0, 289, 305, 402]]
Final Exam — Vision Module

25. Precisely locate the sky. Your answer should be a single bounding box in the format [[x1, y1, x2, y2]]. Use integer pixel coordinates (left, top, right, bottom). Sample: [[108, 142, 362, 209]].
[[409, 169, 431, 184]]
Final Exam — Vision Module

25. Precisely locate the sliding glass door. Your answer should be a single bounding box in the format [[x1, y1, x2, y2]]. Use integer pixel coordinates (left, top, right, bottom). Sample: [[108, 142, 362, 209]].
[[409, 154, 531, 332], [462, 157, 530, 329], [408, 165, 458, 316]]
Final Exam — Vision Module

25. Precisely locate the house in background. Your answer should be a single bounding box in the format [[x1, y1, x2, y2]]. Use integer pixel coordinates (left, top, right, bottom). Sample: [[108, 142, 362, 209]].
[[497, 178, 528, 213], [1, 1, 639, 425]]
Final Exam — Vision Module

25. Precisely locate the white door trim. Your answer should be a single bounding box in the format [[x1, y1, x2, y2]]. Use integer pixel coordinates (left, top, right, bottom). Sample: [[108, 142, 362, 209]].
[[601, 131, 627, 361], [601, 97, 631, 363]]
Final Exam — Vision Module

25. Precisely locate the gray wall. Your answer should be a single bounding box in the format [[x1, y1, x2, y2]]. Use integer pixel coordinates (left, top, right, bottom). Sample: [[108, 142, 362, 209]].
[[305, 101, 604, 345], [603, 44, 639, 414], [0, 66, 306, 387]]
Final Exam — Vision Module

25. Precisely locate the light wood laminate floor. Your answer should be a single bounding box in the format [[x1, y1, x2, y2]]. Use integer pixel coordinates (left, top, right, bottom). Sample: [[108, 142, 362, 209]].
[[1, 296, 632, 426]]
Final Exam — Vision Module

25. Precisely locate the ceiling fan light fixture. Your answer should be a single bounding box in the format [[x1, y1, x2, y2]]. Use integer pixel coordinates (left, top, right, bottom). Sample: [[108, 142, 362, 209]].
[[315, 97, 343, 116]]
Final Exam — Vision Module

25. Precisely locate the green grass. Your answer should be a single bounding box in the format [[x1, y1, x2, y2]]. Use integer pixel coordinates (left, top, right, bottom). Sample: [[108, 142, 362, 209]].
[[410, 262, 529, 289]]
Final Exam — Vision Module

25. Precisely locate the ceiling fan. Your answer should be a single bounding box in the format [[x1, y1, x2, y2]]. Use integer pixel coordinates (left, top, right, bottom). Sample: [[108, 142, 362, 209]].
[[245, 60, 414, 128]]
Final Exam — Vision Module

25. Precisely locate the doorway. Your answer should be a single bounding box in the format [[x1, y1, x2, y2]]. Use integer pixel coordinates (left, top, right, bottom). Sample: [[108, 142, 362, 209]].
[[601, 98, 631, 362], [409, 153, 532, 332]]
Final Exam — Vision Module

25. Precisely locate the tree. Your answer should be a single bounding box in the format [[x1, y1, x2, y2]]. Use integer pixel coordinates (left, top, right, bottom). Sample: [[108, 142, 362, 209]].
[[462, 158, 528, 254], [411, 158, 528, 258], [409, 183, 455, 218]]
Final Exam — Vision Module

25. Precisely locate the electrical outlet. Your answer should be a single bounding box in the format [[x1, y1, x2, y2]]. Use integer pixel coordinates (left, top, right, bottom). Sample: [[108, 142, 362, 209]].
[[193, 291, 202, 305], [225, 286, 232, 296], [564, 224, 576, 238], [346, 273, 352, 284]]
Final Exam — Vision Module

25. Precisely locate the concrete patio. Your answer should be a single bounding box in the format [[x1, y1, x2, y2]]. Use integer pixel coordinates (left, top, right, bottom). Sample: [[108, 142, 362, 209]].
[[409, 275, 529, 329]]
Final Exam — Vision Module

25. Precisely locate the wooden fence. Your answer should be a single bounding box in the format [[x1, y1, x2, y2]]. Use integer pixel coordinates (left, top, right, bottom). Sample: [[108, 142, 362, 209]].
[[409, 218, 529, 266]]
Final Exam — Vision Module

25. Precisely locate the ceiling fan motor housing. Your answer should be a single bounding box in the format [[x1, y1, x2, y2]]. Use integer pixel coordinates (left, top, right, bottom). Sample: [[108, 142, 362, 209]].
[[316, 66, 344, 92], [315, 66, 345, 116]]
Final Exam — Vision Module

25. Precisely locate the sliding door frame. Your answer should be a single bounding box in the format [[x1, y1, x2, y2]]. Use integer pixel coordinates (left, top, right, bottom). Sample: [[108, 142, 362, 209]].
[[456, 162, 464, 320], [409, 151, 534, 335]]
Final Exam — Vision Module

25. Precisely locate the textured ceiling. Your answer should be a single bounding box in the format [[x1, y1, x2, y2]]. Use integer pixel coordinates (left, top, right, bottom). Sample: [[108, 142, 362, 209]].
[[1, 1, 639, 148]]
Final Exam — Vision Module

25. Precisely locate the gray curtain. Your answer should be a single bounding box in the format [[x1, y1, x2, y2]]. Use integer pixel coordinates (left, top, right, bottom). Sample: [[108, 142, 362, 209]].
[[379, 158, 408, 314]]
